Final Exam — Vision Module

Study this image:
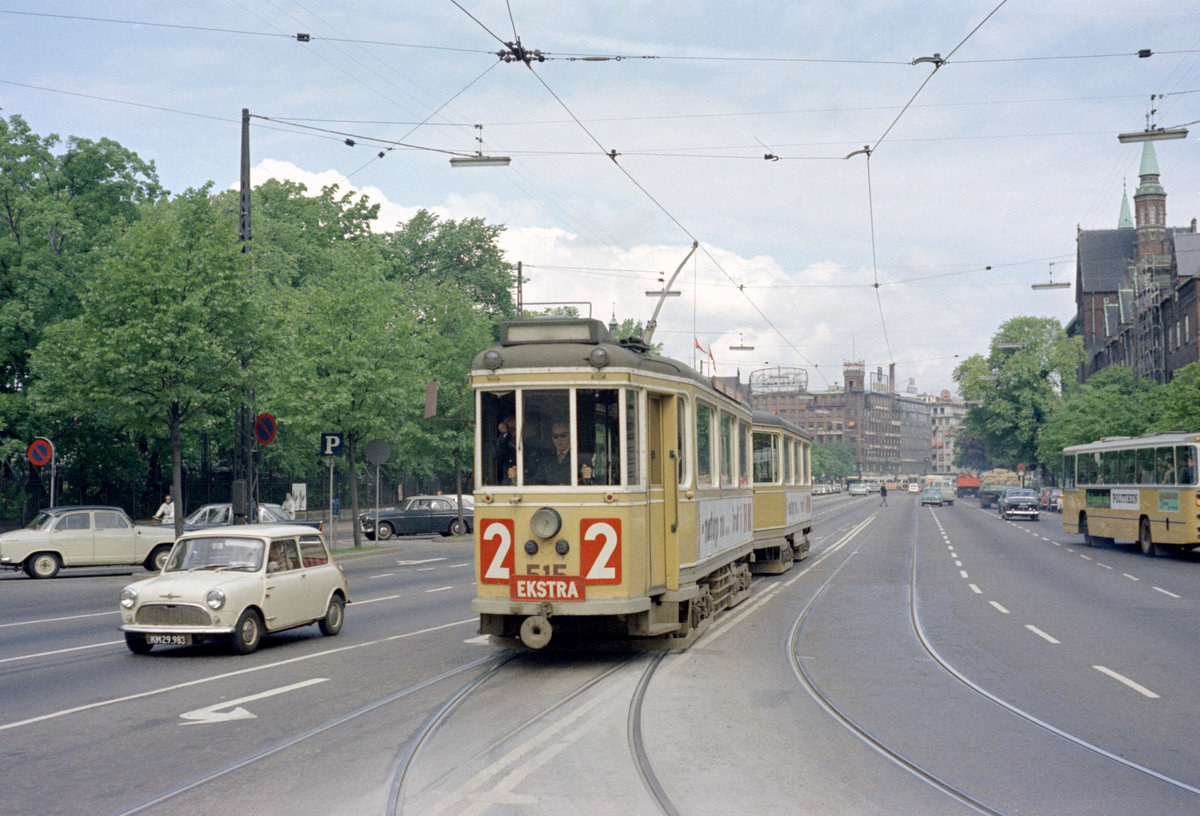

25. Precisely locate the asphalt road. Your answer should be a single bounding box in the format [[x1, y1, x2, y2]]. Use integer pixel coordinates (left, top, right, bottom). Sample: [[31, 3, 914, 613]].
[[3, 496, 1199, 815]]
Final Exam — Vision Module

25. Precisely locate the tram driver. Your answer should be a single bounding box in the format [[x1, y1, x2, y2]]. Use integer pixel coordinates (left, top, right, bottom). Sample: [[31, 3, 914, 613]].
[[529, 421, 593, 486]]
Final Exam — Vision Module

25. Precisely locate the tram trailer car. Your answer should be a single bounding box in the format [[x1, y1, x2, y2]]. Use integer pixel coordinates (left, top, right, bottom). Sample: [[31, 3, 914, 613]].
[[749, 410, 812, 574], [471, 318, 765, 650]]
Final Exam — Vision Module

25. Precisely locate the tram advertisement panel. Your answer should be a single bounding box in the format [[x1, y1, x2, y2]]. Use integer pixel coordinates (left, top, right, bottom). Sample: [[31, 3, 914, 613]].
[[697, 497, 754, 560], [785, 490, 811, 524]]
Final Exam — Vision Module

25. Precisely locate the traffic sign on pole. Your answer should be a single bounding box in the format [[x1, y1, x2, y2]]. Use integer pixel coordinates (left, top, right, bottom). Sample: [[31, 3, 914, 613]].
[[255, 413, 277, 446], [28, 437, 53, 467]]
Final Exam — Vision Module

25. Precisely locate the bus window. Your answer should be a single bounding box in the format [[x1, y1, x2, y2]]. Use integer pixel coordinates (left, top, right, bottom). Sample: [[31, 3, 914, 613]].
[[753, 432, 777, 484], [1156, 447, 1176, 484], [1175, 446, 1195, 485], [1117, 449, 1135, 484], [1082, 452, 1099, 484], [1062, 454, 1074, 489], [1137, 448, 1156, 484], [1101, 450, 1119, 485]]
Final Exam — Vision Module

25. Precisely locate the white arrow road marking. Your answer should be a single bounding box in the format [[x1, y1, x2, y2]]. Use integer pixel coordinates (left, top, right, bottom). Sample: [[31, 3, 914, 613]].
[[395, 558, 447, 566], [180, 678, 329, 725]]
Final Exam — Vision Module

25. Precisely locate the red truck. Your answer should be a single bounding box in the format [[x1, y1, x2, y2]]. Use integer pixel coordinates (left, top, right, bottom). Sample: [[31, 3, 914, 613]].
[[955, 472, 980, 498]]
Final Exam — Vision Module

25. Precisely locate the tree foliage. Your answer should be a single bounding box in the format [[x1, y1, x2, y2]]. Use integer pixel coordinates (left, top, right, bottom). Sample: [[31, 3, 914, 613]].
[[812, 441, 855, 481]]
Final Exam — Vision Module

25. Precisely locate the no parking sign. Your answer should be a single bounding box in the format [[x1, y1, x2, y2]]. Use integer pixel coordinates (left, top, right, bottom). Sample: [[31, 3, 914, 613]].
[[27, 437, 53, 467]]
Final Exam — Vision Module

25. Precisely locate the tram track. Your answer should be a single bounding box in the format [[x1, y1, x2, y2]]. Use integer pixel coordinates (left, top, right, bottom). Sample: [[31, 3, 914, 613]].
[[786, 500, 1200, 814], [387, 648, 680, 815]]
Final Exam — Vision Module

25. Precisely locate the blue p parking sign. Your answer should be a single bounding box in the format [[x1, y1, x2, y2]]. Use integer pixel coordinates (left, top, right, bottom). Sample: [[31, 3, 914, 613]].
[[321, 433, 344, 457]]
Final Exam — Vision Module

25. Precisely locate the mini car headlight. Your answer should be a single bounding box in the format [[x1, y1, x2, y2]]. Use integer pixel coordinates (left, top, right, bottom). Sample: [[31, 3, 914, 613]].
[[205, 588, 226, 610], [120, 587, 138, 609], [530, 507, 562, 539]]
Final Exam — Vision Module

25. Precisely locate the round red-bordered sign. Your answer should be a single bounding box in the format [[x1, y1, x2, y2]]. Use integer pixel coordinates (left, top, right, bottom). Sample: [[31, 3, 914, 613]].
[[28, 437, 53, 467], [255, 413, 277, 446]]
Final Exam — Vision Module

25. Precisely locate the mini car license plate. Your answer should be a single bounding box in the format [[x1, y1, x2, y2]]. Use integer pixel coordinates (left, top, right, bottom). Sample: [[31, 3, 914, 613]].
[[145, 633, 191, 646]]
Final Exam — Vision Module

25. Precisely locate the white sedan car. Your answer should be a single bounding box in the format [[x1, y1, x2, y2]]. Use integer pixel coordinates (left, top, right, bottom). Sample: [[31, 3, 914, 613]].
[[119, 525, 348, 655]]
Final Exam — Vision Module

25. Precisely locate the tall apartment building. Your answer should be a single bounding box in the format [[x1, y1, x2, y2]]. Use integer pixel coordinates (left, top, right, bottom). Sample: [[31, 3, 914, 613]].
[[749, 362, 953, 480]]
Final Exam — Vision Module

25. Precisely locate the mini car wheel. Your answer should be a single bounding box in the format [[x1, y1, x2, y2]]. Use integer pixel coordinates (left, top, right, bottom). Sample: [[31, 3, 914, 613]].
[[125, 632, 153, 655], [146, 544, 171, 572], [230, 609, 263, 654], [376, 522, 394, 541], [26, 552, 61, 579], [448, 519, 469, 536], [318, 595, 345, 636]]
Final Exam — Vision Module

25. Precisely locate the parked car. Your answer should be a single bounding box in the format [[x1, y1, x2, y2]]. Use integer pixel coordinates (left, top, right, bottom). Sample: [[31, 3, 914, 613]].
[[0, 506, 176, 579], [907, 482, 921, 493], [183, 502, 322, 531], [360, 495, 474, 540], [119, 525, 348, 655], [999, 487, 1040, 521], [921, 487, 943, 506], [847, 483, 870, 497]]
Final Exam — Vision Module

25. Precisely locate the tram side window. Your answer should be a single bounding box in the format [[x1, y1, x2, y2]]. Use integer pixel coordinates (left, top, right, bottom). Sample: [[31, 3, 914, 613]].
[[1178, 446, 1196, 485], [696, 402, 715, 487], [719, 412, 734, 487], [577, 389, 620, 486], [1137, 448, 1156, 485], [480, 391, 517, 487], [1155, 447, 1176, 485], [783, 438, 793, 485], [753, 432, 777, 484], [626, 390, 641, 486], [738, 421, 750, 486], [802, 441, 810, 486], [676, 398, 687, 487]]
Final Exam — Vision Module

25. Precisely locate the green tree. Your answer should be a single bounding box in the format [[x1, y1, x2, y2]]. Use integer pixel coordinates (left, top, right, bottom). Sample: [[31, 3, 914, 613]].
[[0, 114, 159, 514], [954, 317, 1082, 475], [382, 209, 514, 319], [1150, 362, 1200, 432], [267, 241, 430, 545], [30, 185, 252, 535], [1036, 365, 1159, 469], [812, 441, 855, 481]]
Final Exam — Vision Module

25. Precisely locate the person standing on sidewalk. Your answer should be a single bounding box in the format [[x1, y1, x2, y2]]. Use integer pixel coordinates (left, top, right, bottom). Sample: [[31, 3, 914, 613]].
[[879, 483, 888, 507]]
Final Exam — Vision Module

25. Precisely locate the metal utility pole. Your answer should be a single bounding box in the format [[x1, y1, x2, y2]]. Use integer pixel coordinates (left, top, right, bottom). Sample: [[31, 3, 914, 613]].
[[234, 108, 257, 523]]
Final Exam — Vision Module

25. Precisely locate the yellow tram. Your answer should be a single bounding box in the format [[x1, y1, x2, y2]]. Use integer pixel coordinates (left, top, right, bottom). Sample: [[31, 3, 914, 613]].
[[470, 318, 758, 649], [749, 410, 812, 574]]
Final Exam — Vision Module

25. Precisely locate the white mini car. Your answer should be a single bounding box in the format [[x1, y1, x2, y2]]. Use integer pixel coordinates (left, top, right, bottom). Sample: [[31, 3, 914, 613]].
[[119, 525, 348, 655]]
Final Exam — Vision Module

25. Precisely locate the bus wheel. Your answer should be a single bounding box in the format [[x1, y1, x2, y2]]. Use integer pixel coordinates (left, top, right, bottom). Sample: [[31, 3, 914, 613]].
[[1139, 517, 1158, 558], [1081, 515, 1096, 547]]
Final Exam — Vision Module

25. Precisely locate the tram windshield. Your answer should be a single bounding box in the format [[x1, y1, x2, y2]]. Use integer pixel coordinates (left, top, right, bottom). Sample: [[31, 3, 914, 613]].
[[479, 388, 625, 487]]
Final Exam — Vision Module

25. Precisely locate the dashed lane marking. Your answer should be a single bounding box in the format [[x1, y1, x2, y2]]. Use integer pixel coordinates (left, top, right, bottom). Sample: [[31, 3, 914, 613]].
[[1026, 625, 1060, 644], [989, 601, 1010, 614], [1094, 665, 1160, 699]]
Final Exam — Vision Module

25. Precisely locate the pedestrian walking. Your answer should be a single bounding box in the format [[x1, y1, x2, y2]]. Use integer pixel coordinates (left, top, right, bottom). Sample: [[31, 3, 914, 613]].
[[879, 484, 888, 507]]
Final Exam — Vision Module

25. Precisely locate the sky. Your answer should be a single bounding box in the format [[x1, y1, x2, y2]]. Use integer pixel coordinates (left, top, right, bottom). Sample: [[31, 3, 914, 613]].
[[3, 1, 1199, 396]]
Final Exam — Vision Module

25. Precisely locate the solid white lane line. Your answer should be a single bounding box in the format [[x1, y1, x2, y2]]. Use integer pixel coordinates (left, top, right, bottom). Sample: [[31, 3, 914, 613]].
[[989, 601, 1010, 614], [425, 585, 455, 593], [1094, 666, 1160, 699], [0, 610, 118, 629], [0, 640, 123, 665], [351, 593, 403, 605], [1025, 625, 1060, 644], [369, 573, 395, 579]]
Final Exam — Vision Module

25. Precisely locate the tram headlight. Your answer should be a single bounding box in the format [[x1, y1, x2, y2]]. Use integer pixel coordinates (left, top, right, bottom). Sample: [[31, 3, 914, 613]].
[[588, 347, 609, 368], [483, 349, 503, 370], [530, 507, 562, 539], [524, 540, 539, 555], [555, 539, 570, 555]]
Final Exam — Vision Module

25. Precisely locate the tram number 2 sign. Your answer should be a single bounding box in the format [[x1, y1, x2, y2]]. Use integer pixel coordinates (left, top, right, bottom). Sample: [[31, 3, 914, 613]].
[[479, 518, 622, 587]]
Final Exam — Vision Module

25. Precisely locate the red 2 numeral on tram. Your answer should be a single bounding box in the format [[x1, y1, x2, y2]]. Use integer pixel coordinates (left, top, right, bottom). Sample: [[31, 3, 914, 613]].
[[581, 519, 621, 584], [480, 519, 514, 584]]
